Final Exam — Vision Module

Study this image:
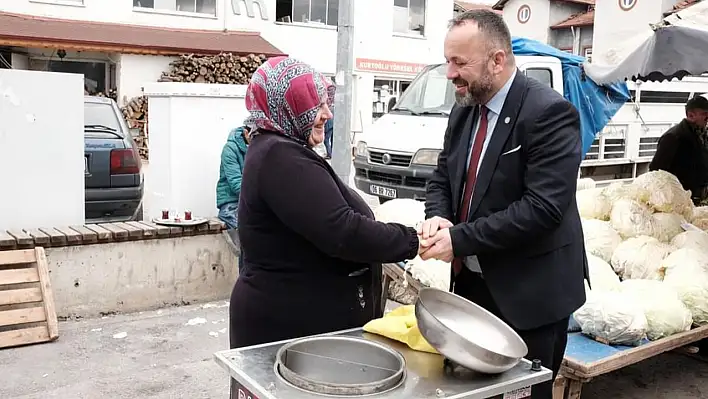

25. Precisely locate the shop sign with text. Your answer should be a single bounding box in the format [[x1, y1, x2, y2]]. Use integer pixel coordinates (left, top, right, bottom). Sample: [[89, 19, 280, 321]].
[[355, 58, 426, 75]]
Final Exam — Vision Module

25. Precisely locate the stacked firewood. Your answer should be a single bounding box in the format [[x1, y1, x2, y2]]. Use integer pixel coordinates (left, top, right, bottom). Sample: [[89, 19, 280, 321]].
[[121, 52, 266, 160], [121, 96, 149, 160], [158, 53, 266, 84]]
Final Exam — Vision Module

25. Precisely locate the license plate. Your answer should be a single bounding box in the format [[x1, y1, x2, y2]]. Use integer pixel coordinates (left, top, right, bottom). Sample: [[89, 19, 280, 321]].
[[370, 184, 397, 198], [503, 386, 532, 399]]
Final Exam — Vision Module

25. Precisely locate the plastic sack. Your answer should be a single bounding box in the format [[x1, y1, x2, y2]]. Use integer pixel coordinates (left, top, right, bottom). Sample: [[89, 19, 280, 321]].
[[587, 253, 621, 292], [404, 256, 450, 291], [671, 231, 708, 252], [651, 213, 686, 242], [610, 236, 672, 280], [582, 219, 622, 262], [363, 305, 437, 353], [663, 252, 708, 326], [373, 198, 425, 228], [619, 280, 693, 340], [573, 290, 648, 346], [577, 188, 611, 220], [631, 170, 693, 219]]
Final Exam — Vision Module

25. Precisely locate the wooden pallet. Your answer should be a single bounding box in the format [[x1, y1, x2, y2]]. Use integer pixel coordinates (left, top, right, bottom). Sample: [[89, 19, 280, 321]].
[[0, 248, 59, 349], [0, 218, 226, 251]]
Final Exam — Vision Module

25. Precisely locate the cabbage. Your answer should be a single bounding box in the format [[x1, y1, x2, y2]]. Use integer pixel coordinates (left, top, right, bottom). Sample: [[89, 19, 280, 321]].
[[610, 236, 672, 280], [691, 218, 708, 231], [373, 198, 424, 228], [671, 231, 708, 252], [582, 219, 622, 262], [587, 253, 621, 292], [610, 199, 656, 239], [404, 256, 450, 291], [577, 188, 611, 220], [651, 213, 686, 242], [662, 250, 708, 326], [619, 280, 693, 340], [577, 178, 597, 191], [602, 182, 640, 203], [573, 290, 648, 346], [631, 170, 693, 219], [692, 206, 708, 221]]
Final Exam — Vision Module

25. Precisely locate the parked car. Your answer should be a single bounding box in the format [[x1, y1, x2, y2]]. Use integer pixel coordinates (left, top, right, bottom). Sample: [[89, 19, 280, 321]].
[[84, 96, 144, 223]]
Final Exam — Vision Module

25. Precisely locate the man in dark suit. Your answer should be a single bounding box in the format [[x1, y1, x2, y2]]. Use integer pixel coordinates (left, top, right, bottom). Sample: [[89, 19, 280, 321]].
[[649, 95, 708, 204], [418, 10, 587, 399]]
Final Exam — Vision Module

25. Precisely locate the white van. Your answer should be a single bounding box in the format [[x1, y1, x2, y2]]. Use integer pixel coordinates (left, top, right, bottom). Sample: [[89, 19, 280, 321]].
[[353, 57, 708, 203]]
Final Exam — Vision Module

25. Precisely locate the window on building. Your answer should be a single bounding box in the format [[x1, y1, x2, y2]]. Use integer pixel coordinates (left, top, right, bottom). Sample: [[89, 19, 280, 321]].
[[275, 0, 339, 25], [525, 68, 553, 88], [393, 0, 425, 35], [0, 50, 11, 69], [133, 0, 217, 16], [30, 59, 109, 95], [639, 91, 690, 104]]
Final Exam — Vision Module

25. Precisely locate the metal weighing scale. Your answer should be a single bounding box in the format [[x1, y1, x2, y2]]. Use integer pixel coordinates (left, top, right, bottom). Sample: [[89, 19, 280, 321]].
[[214, 328, 552, 399]]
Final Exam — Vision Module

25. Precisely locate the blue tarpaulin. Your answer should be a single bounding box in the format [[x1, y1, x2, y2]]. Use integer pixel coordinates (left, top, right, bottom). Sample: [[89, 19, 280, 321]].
[[512, 37, 631, 158]]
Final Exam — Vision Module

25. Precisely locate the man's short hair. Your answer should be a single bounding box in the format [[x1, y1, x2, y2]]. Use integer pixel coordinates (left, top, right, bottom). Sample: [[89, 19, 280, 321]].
[[449, 10, 513, 54], [686, 95, 708, 112]]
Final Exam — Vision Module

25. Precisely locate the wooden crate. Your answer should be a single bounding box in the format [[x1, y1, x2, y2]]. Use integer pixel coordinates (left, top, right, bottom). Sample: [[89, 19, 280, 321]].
[[0, 248, 59, 349]]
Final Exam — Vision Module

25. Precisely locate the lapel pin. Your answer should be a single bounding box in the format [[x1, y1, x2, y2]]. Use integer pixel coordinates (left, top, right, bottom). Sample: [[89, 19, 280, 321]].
[[504, 117, 511, 124]]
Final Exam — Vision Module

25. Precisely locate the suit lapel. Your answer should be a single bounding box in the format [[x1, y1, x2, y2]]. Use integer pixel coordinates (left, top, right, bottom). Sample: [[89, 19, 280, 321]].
[[449, 106, 478, 215], [468, 72, 529, 218]]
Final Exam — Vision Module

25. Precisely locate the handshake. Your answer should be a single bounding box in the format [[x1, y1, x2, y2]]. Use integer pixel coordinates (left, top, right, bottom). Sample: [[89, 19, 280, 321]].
[[415, 216, 454, 262]]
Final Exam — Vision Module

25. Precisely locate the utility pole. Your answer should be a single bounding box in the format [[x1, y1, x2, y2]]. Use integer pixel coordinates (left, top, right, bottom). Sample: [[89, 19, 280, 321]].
[[332, 0, 355, 184]]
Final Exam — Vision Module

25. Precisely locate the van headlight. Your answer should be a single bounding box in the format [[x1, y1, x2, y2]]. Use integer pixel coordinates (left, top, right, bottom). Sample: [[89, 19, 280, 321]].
[[355, 141, 368, 157], [411, 149, 440, 166]]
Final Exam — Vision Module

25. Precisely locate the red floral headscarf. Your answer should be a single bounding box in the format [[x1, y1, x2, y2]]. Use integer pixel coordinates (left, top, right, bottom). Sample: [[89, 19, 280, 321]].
[[245, 57, 335, 145]]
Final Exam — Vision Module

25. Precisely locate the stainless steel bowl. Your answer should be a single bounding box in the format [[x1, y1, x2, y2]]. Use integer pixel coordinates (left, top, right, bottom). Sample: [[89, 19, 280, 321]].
[[415, 287, 528, 374]]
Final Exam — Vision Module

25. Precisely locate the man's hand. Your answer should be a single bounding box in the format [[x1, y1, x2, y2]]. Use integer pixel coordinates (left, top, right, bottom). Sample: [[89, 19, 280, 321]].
[[416, 216, 453, 240], [419, 228, 454, 263]]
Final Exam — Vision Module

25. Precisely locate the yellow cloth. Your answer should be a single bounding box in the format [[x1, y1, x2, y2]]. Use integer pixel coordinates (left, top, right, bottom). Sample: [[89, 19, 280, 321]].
[[363, 305, 438, 354]]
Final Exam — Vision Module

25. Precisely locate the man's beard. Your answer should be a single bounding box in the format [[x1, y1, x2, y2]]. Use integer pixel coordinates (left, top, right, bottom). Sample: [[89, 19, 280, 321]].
[[453, 71, 494, 107]]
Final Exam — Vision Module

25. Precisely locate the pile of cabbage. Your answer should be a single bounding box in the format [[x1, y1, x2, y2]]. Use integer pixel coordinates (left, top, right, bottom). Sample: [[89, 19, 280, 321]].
[[575, 170, 708, 345]]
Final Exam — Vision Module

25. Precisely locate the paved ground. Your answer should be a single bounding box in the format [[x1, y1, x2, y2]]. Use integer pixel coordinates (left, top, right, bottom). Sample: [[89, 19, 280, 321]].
[[1, 301, 708, 399]]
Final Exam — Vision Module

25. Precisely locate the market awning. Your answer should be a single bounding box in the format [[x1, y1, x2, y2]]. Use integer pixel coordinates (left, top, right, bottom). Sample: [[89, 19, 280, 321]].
[[583, 1, 708, 84], [0, 12, 285, 57]]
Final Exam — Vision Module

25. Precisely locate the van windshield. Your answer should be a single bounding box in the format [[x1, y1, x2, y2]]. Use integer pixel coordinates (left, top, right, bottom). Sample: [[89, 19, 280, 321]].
[[392, 64, 455, 115]]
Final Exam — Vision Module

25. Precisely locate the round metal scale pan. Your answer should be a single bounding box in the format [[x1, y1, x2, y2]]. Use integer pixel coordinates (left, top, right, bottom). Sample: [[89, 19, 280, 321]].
[[274, 336, 406, 397]]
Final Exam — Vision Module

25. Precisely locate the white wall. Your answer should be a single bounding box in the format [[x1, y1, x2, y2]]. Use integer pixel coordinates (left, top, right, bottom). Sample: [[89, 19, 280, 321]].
[[502, 0, 550, 43], [117, 54, 176, 105], [143, 82, 249, 219], [593, 0, 681, 65], [0, 69, 85, 230]]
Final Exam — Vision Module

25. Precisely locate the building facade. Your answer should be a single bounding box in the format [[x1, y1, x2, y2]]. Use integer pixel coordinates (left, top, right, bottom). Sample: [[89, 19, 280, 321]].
[[0, 0, 453, 130], [492, 0, 594, 57]]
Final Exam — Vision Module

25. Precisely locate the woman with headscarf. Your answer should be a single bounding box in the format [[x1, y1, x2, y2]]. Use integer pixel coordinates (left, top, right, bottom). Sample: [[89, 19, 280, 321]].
[[229, 57, 420, 348]]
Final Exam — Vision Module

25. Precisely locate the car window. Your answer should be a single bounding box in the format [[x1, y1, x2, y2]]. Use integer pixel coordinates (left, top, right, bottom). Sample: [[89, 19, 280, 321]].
[[525, 68, 553, 88], [85, 102, 122, 132]]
